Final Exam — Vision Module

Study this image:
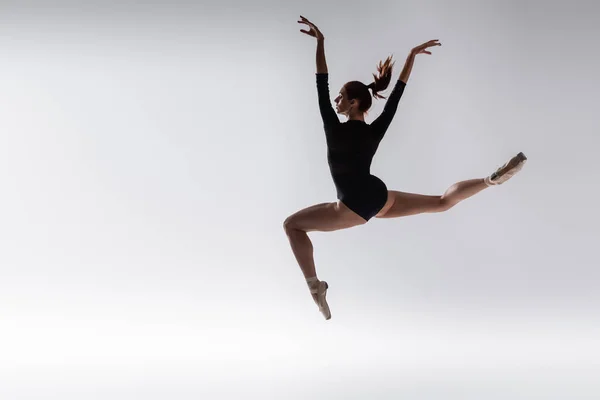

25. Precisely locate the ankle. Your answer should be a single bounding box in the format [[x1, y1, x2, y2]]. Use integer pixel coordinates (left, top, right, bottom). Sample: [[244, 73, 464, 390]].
[[306, 276, 320, 289]]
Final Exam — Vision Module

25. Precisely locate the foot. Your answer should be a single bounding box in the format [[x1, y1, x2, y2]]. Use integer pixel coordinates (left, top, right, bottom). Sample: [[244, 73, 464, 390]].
[[308, 280, 331, 320], [485, 152, 527, 186]]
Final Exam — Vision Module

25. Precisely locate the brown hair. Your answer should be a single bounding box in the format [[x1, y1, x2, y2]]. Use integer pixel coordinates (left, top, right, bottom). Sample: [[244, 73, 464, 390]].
[[344, 55, 395, 113]]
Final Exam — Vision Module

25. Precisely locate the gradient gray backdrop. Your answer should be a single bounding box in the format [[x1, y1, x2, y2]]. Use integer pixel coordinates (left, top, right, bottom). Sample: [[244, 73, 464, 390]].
[[0, 0, 599, 399]]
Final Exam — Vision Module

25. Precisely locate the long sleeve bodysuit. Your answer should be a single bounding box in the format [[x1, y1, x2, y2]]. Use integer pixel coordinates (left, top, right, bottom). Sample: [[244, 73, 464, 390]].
[[316, 73, 406, 220]]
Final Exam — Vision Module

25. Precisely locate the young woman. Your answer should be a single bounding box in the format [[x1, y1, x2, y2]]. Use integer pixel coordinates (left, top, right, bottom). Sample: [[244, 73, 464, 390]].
[[285, 16, 527, 320]]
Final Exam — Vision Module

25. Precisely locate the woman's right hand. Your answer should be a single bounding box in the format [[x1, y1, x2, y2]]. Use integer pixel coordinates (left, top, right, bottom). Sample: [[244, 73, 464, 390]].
[[298, 15, 324, 41], [410, 39, 442, 55]]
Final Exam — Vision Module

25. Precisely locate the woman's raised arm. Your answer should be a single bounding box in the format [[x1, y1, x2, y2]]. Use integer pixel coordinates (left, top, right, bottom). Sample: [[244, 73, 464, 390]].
[[371, 39, 441, 139], [299, 16, 339, 131], [299, 15, 328, 73]]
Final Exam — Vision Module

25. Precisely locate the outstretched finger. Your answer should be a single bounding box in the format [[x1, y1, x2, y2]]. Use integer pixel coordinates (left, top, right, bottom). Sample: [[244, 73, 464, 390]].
[[300, 15, 318, 28], [298, 21, 315, 31], [298, 21, 314, 30]]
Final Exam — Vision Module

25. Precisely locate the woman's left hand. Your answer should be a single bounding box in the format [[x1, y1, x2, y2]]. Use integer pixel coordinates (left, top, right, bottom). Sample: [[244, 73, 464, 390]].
[[298, 16, 325, 41]]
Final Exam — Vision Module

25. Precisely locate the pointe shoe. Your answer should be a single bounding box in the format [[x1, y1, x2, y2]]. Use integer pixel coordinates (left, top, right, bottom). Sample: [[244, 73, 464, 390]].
[[309, 280, 331, 320], [485, 152, 527, 186]]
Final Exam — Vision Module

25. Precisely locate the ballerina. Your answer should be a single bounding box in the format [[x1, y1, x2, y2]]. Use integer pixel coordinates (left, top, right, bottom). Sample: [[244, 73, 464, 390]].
[[285, 16, 527, 320]]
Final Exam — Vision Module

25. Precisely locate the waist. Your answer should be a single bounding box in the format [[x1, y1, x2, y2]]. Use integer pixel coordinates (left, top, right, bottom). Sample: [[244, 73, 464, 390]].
[[331, 172, 376, 186], [329, 163, 371, 177]]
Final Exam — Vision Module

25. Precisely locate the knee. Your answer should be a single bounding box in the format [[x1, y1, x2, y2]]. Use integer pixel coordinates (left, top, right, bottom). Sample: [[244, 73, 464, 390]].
[[437, 198, 457, 212], [283, 215, 297, 234]]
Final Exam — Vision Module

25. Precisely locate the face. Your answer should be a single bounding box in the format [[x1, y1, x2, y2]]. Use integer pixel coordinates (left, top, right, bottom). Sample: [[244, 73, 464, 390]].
[[334, 87, 356, 115]]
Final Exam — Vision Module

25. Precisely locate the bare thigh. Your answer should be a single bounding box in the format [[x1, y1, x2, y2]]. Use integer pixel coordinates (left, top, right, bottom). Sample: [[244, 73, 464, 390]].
[[284, 201, 367, 233], [375, 190, 444, 219]]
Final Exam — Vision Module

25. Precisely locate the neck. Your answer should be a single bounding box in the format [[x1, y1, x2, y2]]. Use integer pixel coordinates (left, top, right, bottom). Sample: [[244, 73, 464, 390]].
[[346, 111, 365, 122]]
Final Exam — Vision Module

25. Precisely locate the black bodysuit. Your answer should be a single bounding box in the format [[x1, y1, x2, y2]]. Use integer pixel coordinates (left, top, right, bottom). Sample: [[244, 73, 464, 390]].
[[316, 73, 406, 221]]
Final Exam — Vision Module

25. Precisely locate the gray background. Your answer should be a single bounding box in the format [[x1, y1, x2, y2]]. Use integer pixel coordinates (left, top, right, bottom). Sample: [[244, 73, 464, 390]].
[[0, 0, 598, 399]]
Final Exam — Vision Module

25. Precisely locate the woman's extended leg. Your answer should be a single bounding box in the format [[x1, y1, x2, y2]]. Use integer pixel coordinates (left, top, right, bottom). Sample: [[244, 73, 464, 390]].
[[376, 152, 527, 218], [376, 178, 488, 218], [283, 201, 366, 319]]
